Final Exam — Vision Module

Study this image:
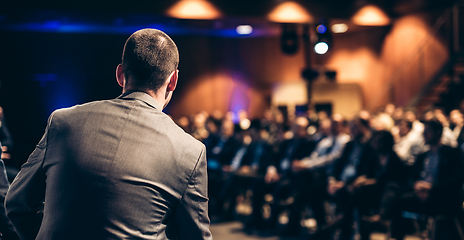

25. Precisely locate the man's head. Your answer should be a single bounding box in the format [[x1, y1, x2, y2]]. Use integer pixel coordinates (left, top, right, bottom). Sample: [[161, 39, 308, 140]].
[[423, 118, 443, 146], [450, 109, 463, 127], [116, 29, 179, 108], [371, 130, 394, 154], [350, 115, 370, 141], [292, 117, 309, 138], [331, 114, 347, 136], [220, 120, 235, 138], [398, 119, 413, 137], [319, 118, 332, 137], [248, 119, 262, 140]]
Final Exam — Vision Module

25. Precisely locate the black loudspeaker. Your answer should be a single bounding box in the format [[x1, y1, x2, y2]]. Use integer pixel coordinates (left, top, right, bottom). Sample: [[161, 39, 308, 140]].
[[302, 68, 319, 81], [280, 24, 299, 55]]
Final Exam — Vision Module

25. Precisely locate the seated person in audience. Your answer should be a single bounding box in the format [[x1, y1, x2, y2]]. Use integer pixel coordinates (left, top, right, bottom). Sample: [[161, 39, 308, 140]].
[[326, 116, 378, 240], [214, 124, 252, 220], [248, 117, 315, 234], [205, 115, 221, 136], [390, 118, 464, 240], [371, 112, 395, 132], [393, 118, 426, 165], [202, 116, 221, 153], [206, 120, 241, 169], [238, 119, 275, 177], [357, 130, 407, 239], [435, 108, 458, 147], [449, 109, 464, 152], [217, 120, 274, 222], [405, 110, 424, 136], [310, 114, 331, 143], [263, 110, 286, 147], [291, 114, 351, 232], [191, 112, 210, 141], [176, 116, 191, 133], [391, 106, 404, 126], [206, 120, 241, 217], [293, 114, 351, 172]]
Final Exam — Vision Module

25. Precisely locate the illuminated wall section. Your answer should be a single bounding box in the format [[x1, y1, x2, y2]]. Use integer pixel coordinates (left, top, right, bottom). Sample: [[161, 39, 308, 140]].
[[381, 14, 448, 107], [326, 46, 383, 109], [326, 13, 448, 110], [168, 36, 305, 119]]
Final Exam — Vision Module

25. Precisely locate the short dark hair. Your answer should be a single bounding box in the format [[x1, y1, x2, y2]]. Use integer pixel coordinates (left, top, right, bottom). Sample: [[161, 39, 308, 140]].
[[122, 29, 179, 91], [352, 115, 370, 129], [424, 118, 443, 135], [371, 130, 394, 153]]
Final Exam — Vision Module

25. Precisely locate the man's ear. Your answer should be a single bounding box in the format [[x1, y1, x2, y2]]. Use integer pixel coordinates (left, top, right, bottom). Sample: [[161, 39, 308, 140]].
[[166, 70, 178, 92], [116, 64, 125, 87]]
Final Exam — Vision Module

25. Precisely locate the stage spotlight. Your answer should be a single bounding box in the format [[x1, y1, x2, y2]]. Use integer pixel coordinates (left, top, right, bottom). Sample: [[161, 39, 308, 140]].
[[316, 24, 327, 34], [314, 18, 332, 54], [236, 25, 253, 35], [314, 42, 329, 55], [331, 23, 348, 33]]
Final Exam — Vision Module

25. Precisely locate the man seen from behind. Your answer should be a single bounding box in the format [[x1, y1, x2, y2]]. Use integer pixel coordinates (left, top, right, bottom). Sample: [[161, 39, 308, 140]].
[[5, 29, 212, 240]]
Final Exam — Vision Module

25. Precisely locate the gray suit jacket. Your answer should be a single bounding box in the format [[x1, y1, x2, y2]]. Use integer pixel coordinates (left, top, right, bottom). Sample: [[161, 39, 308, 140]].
[[5, 91, 212, 240]]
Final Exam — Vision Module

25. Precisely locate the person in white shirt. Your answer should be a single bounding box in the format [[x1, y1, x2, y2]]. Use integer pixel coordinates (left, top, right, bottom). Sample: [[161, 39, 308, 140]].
[[393, 119, 426, 165]]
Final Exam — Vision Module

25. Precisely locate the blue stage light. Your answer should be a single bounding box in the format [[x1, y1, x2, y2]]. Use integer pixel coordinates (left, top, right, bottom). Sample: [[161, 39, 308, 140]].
[[316, 24, 327, 34]]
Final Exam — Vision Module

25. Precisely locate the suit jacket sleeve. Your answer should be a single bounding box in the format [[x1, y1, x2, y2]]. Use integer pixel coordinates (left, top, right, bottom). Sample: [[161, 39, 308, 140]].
[[172, 145, 212, 240], [5, 113, 53, 240]]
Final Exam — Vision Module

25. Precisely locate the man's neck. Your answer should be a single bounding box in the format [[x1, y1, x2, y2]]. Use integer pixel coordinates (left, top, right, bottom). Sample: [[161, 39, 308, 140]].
[[124, 88, 165, 109]]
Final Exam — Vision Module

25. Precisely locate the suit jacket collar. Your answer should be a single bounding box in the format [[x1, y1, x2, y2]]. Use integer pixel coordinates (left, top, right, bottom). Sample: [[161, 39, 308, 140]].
[[117, 90, 162, 110]]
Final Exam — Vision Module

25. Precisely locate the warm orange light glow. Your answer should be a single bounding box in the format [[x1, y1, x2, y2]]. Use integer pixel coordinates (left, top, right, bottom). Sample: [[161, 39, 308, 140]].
[[267, 1, 313, 23], [352, 5, 390, 26], [166, 0, 221, 20]]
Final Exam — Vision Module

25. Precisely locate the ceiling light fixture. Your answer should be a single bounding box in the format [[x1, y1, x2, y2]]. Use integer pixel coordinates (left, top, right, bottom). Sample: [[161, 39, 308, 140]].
[[352, 5, 390, 26], [166, 0, 221, 20], [267, 1, 313, 23]]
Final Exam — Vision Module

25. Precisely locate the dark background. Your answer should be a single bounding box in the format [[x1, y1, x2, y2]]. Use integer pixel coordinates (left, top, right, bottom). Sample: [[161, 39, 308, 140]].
[[0, 32, 126, 168]]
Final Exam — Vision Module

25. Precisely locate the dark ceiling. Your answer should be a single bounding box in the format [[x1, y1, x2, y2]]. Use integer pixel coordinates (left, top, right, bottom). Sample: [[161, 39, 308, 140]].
[[2, 0, 456, 16], [0, 0, 457, 36]]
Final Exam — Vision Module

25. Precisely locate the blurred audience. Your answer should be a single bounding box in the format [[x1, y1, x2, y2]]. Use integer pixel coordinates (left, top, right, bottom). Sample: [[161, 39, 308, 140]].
[[325, 115, 377, 240], [291, 115, 350, 238], [391, 118, 464, 240], [173, 104, 464, 239], [393, 118, 425, 165], [248, 117, 315, 235]]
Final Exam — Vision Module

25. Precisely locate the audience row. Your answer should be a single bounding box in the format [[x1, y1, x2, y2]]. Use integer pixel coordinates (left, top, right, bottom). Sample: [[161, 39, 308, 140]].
[[176, 105, 464, 240]]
